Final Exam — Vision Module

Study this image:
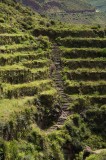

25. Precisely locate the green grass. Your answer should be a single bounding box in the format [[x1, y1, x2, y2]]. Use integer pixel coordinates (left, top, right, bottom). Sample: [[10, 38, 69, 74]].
[[0, 50, 50, 66], [0, 97, 35, 122], [64, 80, 106, 86], [63, 67, 106, 73], [61, 57, 106, 69], [57, 37, 106, 48], [2, 79, 52, 98], [62, 57, 106, 61], [60, 47, 106, 58], [40, 88, 57, 96], [0, 43, 37, 52], [0, 1, 106, 159], [22, 59, 50, 68], [3, 79, 51, 90], [0, 64, 25, 71]]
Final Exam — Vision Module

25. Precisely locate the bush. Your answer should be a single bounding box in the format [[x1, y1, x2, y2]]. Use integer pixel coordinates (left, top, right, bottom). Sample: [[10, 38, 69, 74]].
[[0, 18, 5, 23], [86, 151, 106, 160]]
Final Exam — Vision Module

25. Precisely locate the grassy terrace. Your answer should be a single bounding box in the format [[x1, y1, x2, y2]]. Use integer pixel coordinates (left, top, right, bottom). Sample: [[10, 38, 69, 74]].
[[0, 43, 37, 53], [22, 59, 50, 68], [59, 32, 106, 149], [61, 57, 106, 69], [63, 68, 106, 81], [0, 33, 30, 45], [0, 51, 50, 65], [0, 24, 14, 33], [60, 47, 106, 58], [64, 80, 106, 95], [0, 18, 54, 142], [57, 37, 106, 48], [2, 79, 52, 98], [33, 27, 106, 38], [0, 67, 49, 84], [0, 97, 35, 123], [69, 94, 106, 101]]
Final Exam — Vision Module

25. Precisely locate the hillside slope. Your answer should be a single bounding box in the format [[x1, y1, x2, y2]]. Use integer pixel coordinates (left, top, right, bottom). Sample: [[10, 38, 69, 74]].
[[18, 0, 106, 25], [19, 0, 93, 13], [0, 0, 106, 160]]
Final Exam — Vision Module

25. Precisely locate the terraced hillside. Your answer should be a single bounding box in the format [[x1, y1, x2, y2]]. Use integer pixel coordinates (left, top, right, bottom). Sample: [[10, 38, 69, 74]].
[[0, 0, 106, 160], [0, 32, 53, 130], [56, 31, 106, 143]]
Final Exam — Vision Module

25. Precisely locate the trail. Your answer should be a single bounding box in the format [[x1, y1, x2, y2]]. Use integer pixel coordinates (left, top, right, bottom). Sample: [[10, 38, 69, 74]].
[[47, 44, 71, 132]]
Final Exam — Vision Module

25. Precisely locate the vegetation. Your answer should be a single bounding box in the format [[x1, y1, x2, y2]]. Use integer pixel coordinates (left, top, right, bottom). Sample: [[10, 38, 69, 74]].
[[0, 0, 106, 160], [19, 0, 106, 25]]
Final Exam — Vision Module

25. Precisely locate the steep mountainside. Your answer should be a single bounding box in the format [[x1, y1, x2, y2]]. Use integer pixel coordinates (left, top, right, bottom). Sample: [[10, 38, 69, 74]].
[[18, 0, 106, 25], [19, 0, 93, 13], [0, 0, 106, 160], [88, 0, 106, 12]]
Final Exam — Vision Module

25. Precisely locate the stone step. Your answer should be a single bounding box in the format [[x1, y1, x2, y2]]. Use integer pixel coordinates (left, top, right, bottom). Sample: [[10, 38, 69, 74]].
[[55, 83, 63, 86], [48, 45, 72, 131], [54, 73, 62, 76], [60, 113, 69, 118], [62, 105, 69, 109], [59, 117, 67, 121], [55, 71, 61, 73], [59, 92, 65, 95], [56, 68, 61, 70], [53, 76, 61, 79], [56, 87, 64, 89], [58, 89, 64, 92], [61, 100, 68, 104], [61, 101, 69, 104], [57, 120, 65, 125], [54, 80, 62, 82], [54, 73, 62, 75], [55, 83, 63, 85], [60, 93, 67, 95], [50, 124, 62, 130], [60, 115, 68, 119], [55, 63, 60, 65], [55, 84, 63, 86], [60, 93, 67, 96], [53, 76, 61, 78], [56, 66, 61, 68], [62, 108, 70, 111], [56, 84, 63, 87], [57, 87, 63, 90], [53, 78, 62, 81], [54, 79, 63, 82], [62, 110, 70, 114], [54, 58, 60, 61], [61, 96, 68, 99], [62, 106, 69, 110], [63, 103, 70, 106], [55, 80, 63, 82]]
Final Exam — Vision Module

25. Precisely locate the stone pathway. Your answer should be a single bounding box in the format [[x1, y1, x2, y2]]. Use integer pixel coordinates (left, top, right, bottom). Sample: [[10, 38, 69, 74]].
[[48, 44, 71, 132]]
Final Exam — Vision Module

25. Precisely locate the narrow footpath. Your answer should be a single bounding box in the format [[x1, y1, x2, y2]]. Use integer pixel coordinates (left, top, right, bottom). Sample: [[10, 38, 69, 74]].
[[48, 44, 71, 132]]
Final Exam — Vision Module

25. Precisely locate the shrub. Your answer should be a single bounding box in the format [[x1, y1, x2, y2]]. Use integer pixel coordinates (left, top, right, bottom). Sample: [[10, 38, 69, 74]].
[[86, 151, 106, 160], [0, 18, 5, 23]]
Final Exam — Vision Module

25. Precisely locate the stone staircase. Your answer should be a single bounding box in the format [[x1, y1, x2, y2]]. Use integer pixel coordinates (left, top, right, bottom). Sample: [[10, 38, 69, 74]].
[[47, 44, 71, 132]]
